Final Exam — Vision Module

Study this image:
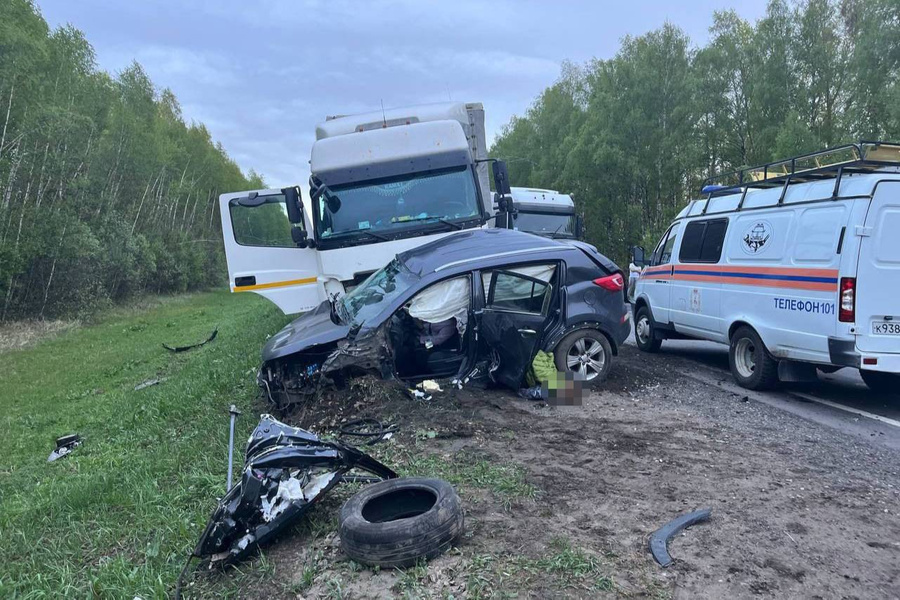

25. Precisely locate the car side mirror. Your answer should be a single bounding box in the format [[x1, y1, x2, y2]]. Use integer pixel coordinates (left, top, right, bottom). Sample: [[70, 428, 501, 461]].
[[282, 186, 304, 224], [631, 245, 646, 267]]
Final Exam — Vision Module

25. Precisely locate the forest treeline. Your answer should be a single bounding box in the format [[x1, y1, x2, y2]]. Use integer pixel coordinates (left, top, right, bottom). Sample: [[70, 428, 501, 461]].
[[491, 0, 900, 266], [0, 0, 262, 321]]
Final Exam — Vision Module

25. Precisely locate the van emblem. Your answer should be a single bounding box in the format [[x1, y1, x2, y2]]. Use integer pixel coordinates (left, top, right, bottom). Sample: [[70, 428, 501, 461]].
[[742, 221, 771, 254]]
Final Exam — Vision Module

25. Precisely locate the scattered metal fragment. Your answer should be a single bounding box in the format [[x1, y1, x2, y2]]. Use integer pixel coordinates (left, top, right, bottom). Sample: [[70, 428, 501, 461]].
[[134, 377, 167, 391], [163, 328, 218, 353], [338, 418, 398, 445], [47, 434, 82, 462], [649, 508, 712, 567], [192, 414, 396, 566], [225, 405, 241, 490]]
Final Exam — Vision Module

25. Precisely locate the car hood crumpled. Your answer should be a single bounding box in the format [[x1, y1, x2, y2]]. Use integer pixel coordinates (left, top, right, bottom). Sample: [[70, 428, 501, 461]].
[[262, 300, 351, 362]]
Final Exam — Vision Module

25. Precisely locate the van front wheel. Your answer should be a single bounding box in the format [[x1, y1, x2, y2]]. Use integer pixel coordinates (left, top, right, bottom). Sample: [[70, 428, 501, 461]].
[[729, 326, 779, 390], [634, 306, 662, 353], [860, 370, 900, 395]]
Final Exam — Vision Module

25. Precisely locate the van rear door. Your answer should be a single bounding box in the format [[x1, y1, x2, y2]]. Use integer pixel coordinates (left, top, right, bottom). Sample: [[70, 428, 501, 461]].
[[220, 189, 324, 315], [855, 180, 900, 354]]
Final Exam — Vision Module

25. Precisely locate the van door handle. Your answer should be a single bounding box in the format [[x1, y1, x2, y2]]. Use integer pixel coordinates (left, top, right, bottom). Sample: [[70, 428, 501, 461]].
[[518, 328, 537, 335]]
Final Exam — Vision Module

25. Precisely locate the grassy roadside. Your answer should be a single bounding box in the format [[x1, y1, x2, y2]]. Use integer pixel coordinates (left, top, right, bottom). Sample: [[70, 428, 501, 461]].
[[0, 290, 290, 598]]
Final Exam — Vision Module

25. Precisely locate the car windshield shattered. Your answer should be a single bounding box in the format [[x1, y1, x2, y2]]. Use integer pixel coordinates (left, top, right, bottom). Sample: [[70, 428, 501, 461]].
[[316, 166, 481, 242], [338, 258, 418, 326]]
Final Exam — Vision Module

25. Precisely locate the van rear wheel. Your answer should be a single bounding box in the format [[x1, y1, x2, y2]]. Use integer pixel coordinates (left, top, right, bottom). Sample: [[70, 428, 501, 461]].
[[729, 326, 779, 390], [860, 370, 900, 395]]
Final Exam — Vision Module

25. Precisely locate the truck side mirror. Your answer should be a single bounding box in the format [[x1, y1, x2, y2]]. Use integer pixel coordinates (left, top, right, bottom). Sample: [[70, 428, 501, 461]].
[[495, 212, 510, 229], [492, 160, 512, 196], [575, 214, 585, 239], [631, 245, 646, 267], [282, 186, 304, 224], [290, 228, 308, 248]]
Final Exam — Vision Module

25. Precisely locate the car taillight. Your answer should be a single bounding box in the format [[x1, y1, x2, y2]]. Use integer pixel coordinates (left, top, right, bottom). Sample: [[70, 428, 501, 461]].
[[593, 273, 624, 291], [839, 277, 856, 323]]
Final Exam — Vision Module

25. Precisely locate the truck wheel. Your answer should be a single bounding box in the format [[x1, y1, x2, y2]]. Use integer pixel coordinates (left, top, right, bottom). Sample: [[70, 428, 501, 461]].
[[860, 370, 900, 394], [634, 306, 662, 353], [729, 326, 779, 390], [339, 478, 464, 568], [554, 329, 612, 383]]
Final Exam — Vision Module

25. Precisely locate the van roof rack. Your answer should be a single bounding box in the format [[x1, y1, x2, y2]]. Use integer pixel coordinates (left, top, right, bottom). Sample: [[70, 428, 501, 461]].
[[700, 141, 900, 201]]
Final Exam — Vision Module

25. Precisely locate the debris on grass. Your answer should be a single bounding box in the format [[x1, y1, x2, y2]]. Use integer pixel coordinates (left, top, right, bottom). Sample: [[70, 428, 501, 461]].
[[163, 328, 218, 353], [134, 377, 167, 391], [47, 434, 82, 462]]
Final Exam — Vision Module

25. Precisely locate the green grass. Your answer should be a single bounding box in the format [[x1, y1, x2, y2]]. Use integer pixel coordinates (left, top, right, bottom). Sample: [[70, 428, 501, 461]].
[[0, 290, 290, 598]]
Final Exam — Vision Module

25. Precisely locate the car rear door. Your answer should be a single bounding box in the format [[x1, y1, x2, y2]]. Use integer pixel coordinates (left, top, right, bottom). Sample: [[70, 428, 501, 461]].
[[220, 188, 324, 315], [855, 180, 900, 354], [478, 266, 556, 388]]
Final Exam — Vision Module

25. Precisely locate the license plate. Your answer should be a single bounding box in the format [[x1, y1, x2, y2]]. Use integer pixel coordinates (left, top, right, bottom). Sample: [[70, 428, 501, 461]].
[[872, 322, 900, 335]]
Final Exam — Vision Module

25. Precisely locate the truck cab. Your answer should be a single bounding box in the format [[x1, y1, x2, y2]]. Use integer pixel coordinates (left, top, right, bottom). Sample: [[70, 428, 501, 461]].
[[219, 102, 501, 314], [495, 188, 584, 240]]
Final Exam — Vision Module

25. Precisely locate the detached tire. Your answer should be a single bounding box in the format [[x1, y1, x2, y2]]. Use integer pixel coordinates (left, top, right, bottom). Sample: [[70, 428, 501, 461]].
[[339, 478, 464, 568], [729, 326, 779, 390], [634, 306, 662, 353], [860, 370, 900, 394]]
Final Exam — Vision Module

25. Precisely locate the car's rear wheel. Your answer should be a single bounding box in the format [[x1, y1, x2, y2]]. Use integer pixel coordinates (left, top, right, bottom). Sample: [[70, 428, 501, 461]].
[[729, 326, 779, 390], [634, 306, 662, 353], [860, 370, 900, 394], [554, 329, 612, 383]]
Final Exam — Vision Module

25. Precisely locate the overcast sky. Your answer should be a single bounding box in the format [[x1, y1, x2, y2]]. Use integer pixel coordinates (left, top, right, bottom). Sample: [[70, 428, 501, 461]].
[[39, 0, 767, 190]]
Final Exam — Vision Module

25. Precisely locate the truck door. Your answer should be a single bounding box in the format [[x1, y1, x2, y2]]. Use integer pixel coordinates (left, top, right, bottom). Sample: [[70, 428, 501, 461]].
[[219, 189, 324, 315], [855, 180, 900, 354], [479, 268, 555, 388], [641, 222, 681, 325]]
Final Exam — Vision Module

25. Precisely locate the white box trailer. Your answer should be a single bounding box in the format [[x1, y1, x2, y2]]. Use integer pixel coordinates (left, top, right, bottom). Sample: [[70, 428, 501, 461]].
[[632, 141, 900, 392], [219, 102, 502, 314]]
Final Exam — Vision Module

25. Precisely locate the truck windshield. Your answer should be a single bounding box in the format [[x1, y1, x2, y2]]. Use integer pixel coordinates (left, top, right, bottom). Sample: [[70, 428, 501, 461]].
[[514, 212, 576, 238], [338, 258, 418, 326], [316, 166, 481, 244]]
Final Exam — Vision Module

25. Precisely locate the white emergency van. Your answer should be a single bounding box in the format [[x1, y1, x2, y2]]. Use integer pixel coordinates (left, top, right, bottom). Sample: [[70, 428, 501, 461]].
[[632, 141, 900, 393]]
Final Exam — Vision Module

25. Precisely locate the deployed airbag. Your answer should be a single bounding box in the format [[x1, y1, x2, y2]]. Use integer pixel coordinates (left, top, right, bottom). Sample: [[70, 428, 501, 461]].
[[407, 276, 470, 334]]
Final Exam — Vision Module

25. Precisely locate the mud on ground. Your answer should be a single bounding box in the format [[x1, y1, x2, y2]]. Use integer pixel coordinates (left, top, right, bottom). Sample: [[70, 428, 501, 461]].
[[230, 346, 900, 599]]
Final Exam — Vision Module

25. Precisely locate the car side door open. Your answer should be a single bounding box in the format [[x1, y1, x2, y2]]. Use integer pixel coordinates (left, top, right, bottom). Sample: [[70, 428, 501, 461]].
[[220, 189, 324, 314], [478, 266, 556, 388]]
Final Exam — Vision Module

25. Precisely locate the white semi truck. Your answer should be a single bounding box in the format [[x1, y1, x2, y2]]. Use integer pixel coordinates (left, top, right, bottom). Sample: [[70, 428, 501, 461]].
[[495, 187, 584, 240], [219, 102, 513, 314]]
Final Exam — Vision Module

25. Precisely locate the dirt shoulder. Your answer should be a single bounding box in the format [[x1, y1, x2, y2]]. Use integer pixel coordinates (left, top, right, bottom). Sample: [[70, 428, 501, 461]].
[[232, 346, 900, 599]]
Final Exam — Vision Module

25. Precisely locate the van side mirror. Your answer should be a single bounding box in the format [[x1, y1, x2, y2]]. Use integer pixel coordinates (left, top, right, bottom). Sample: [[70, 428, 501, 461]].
[[575, 214, 585, 239], [492, 160, 512, 196], [631, 245, 646, 267], [495, 211, 510, 229], [282, 186, 304, 224]]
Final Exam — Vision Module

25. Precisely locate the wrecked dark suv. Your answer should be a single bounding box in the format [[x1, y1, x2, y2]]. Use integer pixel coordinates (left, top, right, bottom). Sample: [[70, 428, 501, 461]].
[[258, 228, 630, 408]]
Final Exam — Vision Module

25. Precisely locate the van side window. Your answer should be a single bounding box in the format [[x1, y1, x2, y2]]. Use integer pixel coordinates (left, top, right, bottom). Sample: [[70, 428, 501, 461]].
[[679, 219, 728, 263], [652, 223, 681, 266]]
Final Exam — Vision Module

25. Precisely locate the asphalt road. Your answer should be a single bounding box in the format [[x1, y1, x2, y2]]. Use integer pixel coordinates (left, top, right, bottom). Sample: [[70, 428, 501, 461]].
[[623, 332, 900, 451]]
